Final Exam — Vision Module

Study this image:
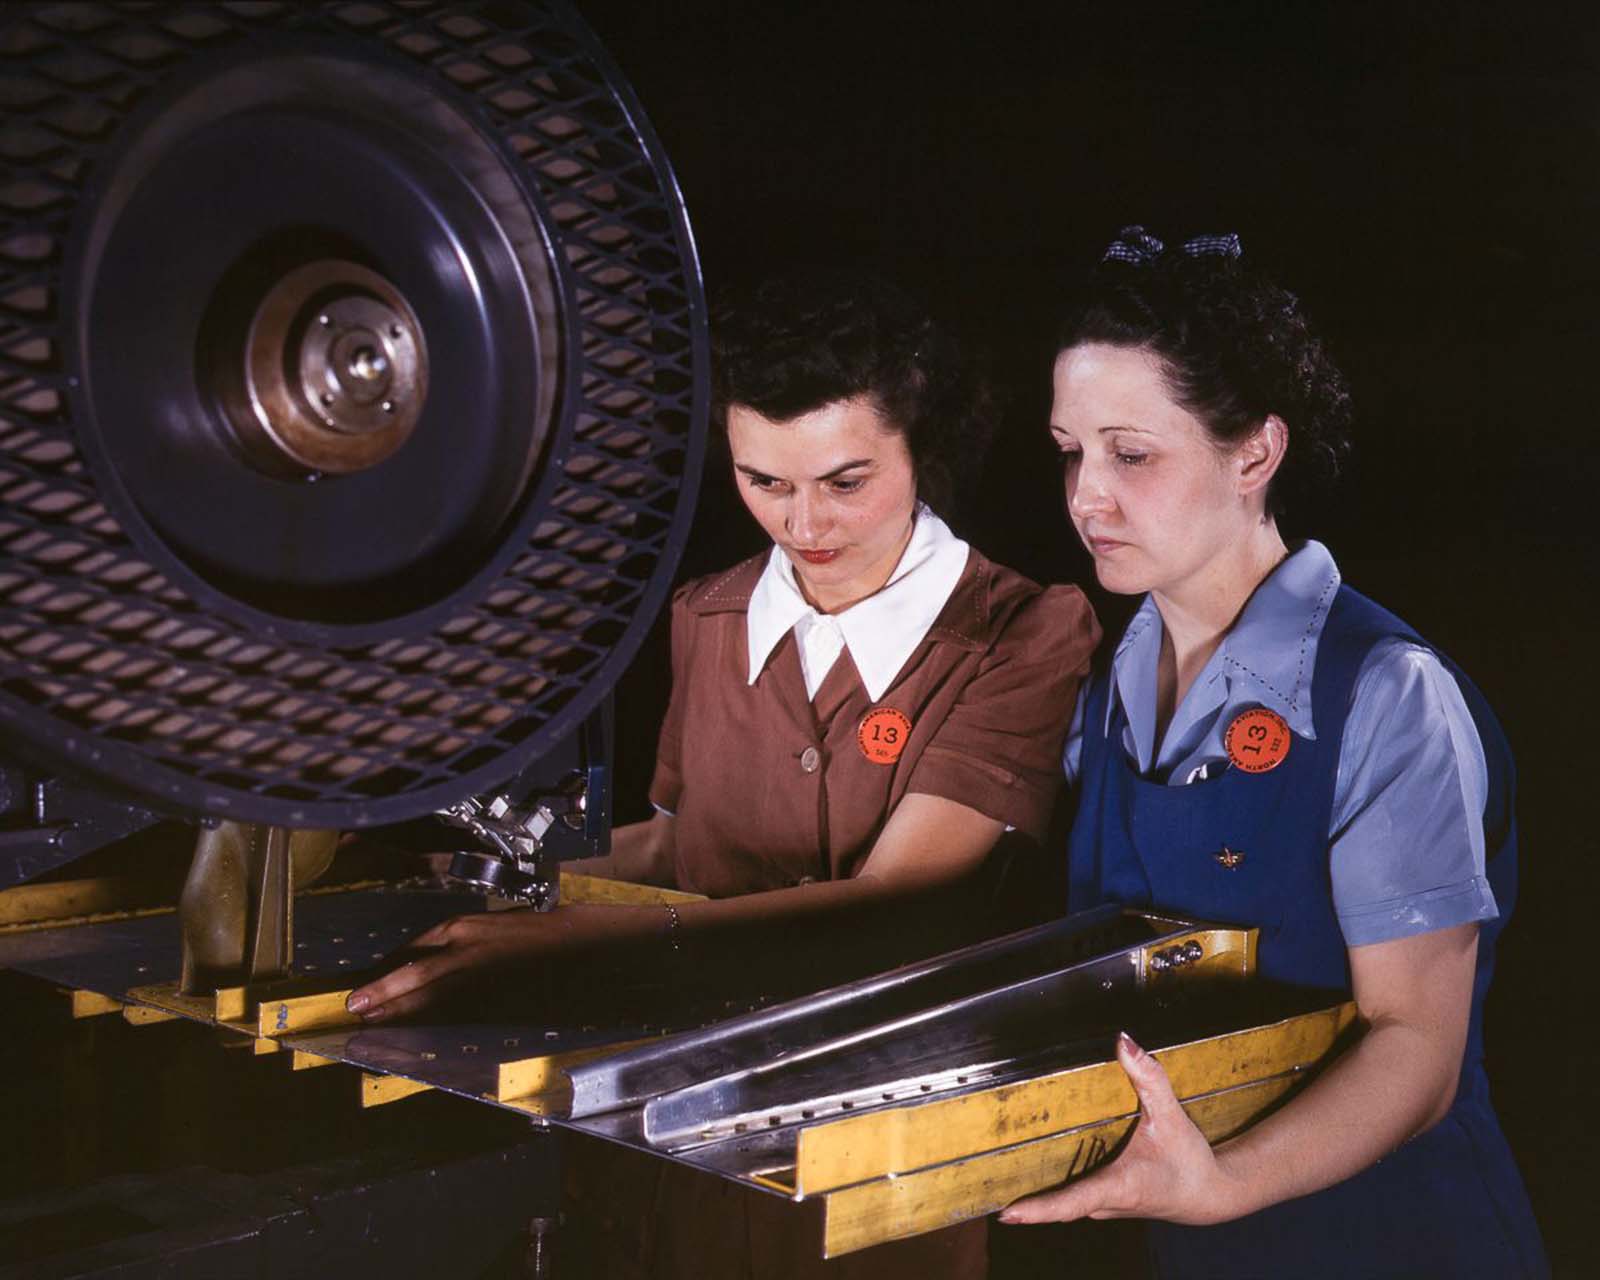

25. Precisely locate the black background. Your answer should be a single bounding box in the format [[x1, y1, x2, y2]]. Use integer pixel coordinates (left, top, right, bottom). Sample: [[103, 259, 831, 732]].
[[580, 0, 1598, 1270]]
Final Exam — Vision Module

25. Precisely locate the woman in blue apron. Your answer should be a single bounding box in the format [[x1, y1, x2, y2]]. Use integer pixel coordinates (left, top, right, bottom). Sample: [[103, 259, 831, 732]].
[[1000, 228, 1547, 1278]]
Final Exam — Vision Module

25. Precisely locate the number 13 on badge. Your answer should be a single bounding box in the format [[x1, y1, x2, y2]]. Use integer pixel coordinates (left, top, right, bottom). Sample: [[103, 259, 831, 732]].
[[858, 707, 912, 765], [1225, 707, 1291, 773]]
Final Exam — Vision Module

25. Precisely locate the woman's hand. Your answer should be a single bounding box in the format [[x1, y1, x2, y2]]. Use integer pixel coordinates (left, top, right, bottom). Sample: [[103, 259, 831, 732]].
[[1004, 923, 1478, 1229], [346, 903, 628, 1022], [343, 797, 1009, 1024], [1000, 1033, 1237, 1227]]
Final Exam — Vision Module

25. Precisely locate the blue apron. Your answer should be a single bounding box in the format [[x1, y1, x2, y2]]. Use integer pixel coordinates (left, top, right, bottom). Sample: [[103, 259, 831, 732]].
[[1067, 586, 1547, 1278]]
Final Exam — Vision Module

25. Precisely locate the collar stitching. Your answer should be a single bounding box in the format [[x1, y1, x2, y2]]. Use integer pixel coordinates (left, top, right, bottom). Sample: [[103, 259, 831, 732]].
[[1291, 572, 1340, 713], [1220, 568, 1338, 715], [1219, 656, 1295, 707]]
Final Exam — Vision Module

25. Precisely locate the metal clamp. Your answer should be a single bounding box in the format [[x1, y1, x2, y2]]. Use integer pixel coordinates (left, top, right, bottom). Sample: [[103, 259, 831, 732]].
[[436, 789, 583, 910]]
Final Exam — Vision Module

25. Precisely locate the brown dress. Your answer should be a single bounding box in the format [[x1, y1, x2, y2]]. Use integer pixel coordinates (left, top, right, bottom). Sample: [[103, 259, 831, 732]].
[[570, 547, 1100, 1279]]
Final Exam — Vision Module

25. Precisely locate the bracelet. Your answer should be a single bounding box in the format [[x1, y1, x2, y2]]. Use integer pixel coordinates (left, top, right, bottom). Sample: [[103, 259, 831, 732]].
[[662, 904, 684, 954]]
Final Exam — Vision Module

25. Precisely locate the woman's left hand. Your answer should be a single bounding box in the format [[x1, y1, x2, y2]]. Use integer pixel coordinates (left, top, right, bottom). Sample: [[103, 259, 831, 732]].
[[999, 1032, 1236, 1227]]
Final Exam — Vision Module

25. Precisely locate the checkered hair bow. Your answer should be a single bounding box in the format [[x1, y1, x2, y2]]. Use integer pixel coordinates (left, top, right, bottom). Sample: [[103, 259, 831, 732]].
[[1101, 225, 1243, 265]]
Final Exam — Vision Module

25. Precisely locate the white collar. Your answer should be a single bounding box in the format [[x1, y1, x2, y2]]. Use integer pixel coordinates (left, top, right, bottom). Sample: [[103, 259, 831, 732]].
[[746, 506, 971, 701]]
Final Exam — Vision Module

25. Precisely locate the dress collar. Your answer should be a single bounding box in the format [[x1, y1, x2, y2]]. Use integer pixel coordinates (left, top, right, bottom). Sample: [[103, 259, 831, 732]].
[[1107, 540, 1342, 766], [746, 506, 971, 702]]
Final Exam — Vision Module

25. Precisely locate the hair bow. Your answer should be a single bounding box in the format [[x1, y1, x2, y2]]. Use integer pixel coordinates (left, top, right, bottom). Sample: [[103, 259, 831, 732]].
[[1100, 225, 1243, 265]]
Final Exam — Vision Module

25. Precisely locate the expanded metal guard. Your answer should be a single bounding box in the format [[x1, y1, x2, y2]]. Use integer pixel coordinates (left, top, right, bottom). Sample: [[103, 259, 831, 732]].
[[0, 2, 708, 828]]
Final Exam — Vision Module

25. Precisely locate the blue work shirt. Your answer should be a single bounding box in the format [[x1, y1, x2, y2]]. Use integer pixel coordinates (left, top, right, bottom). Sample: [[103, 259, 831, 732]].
[[1063, 541, 1497, 946]]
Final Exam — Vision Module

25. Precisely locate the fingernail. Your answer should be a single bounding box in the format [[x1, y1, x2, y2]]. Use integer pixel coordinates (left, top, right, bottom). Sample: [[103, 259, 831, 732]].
[[998, 1211, 1017, 1224], [347, 993, 369, 1014], [1118, 1030, 1143, 1057]]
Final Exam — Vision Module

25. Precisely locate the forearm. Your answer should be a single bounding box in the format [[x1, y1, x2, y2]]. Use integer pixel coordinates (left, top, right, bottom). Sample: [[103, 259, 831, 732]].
[[1000, 924, 1477, 1228], [576, 813, 677, 887], [420, 873, 966, 1012], [663, 873, 970, 992], [533, 877, 892, 952], [1205, 1012, 1461, 1222], [349, 796, 1002, 1020], [1206, 926, 1476, 1221]]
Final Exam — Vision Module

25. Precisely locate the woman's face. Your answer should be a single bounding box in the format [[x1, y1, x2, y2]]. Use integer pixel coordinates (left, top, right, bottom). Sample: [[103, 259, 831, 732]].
[[1050, 343, 1263, 601], [727, 396, 918, 614]]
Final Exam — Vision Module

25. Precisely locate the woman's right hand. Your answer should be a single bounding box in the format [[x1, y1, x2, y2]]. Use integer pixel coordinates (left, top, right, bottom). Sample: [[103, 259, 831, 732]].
[[345, 900, 630, 1022], [1000, 1032, 1237, 1226], [345, 813, 678, 1022]]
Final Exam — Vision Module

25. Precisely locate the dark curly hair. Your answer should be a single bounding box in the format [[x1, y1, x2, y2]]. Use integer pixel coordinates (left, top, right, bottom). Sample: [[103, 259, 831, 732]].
[[1056, 236, 1352, 514], [711, 270, 994, 516]]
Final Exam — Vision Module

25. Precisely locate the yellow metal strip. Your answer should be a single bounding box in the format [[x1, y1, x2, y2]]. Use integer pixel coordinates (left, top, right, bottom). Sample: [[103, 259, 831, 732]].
[[0, 876, 169, 930], [361, 1073, 432, 1107], [747, 1168, 800, 1195], [0, 874, 396, 936], [4, 876, 131, 924], [293, 1050, 338, 1071], [796, 1001, 1355, 1196], [68, 989, 122, 1018], [820, 1073, 1296, 1258], [121, 1003, 179, 1026], [558, 870, 703, 906], [126, 983, 218, 1024], [495, 1037, 656, 1102], [4, 905, 173, 935], [497, 1092, 563, 1118], [304, 878, 390, 898], [253, 1036, 281, 1055], [215, 987, 248, 1022], [257, 989, 358, 1037]]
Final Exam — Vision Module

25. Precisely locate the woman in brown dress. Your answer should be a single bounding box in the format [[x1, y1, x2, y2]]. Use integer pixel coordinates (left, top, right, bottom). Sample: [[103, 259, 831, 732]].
[[350, 272, 1099, 1277]]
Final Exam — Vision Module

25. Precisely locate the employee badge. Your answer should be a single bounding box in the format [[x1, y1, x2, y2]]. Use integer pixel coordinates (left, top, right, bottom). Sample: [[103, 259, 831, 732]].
[[1224, 707, 1291, 774], [857, 707, 912, 765]]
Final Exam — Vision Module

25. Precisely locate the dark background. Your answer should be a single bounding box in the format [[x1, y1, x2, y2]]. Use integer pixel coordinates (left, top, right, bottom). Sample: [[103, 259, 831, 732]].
[[579, 0, 1598, 1270]]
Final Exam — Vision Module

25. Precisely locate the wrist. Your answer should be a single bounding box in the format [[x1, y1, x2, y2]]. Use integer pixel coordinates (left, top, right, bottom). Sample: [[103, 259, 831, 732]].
[[1201, 1142, 1266, 1224]]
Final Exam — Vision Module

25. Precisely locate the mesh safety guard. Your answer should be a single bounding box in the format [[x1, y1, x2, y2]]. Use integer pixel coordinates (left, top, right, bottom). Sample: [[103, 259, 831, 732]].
[[0, 2, 708, 827]]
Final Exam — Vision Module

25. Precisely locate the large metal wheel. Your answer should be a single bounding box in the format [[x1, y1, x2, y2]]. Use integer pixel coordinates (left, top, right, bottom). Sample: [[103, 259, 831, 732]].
[[0, 2, 708, 827]]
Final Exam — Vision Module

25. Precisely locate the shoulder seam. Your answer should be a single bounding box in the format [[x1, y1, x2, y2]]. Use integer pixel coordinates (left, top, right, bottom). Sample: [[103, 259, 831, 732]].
[[925, 554, 990, 646], [685, 554, 765, 612]]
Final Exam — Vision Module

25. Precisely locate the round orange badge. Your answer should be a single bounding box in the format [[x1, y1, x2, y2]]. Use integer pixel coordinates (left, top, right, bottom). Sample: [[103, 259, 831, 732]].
[[1224, 707, 1291, 774], [857, 707, 912, 765]]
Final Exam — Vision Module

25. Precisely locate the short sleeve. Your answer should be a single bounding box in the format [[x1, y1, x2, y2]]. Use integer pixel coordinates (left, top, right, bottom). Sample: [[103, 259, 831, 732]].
[[1061, 684, 1088, 787], [906, 584, 1100, 839], [1330, 638, 1498, 946], [646, 588, 694, 815]]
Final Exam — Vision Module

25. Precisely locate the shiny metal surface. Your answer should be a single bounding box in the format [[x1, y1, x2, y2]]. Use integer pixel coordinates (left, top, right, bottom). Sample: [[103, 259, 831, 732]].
[[0, 887, 484, 994], [638, 917, 1214, 1149], [644, 1003, 1123, 1151], [285, 1018, 632, 1102], [563, 905, 1152, 1119]]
